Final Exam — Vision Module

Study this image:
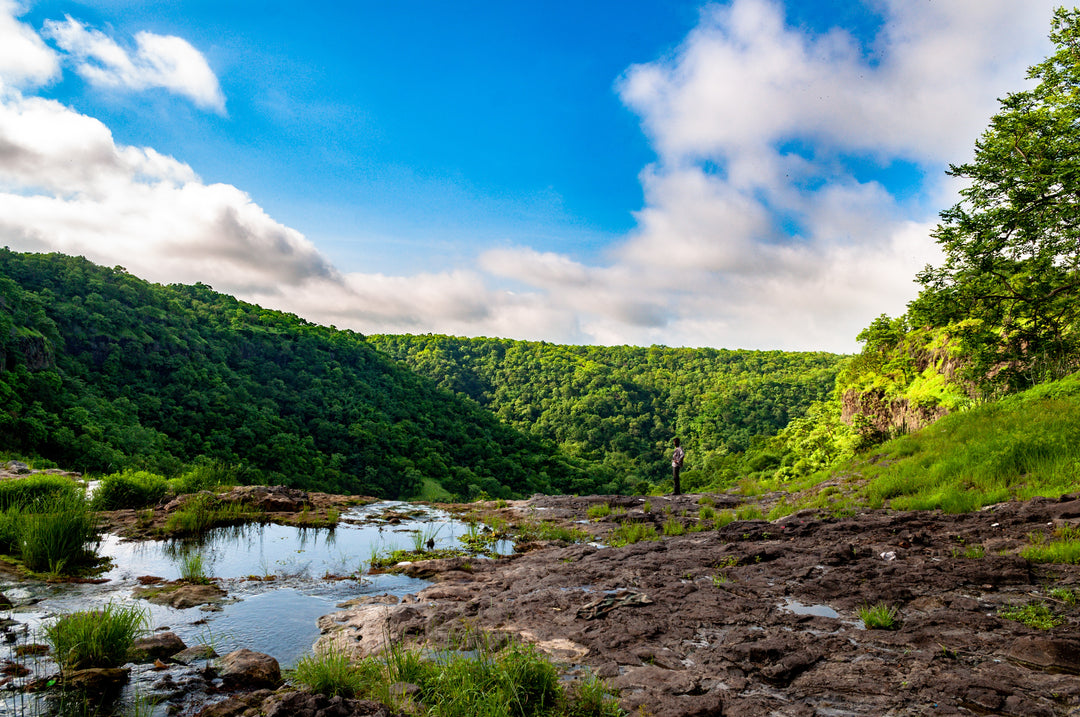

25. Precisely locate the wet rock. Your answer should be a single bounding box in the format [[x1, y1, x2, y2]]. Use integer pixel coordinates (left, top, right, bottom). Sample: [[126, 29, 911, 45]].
[[324, 495, 1080, 716], [217, 648, 281, 689], [400, 557, 474, 579], [192, 689, 273, 717], [131, 631, 187, 662], [173, 644, 218, 664], [134, 581, 227, 609], [337, 594, 400, 608], [1006, 636, 1080, 674], [316, 604, 411, 659], [3, 461, 30, 475], [0, 593, 12, 609], [62, 666, 130, 694], [221, 485, 311, 512], [262, 690, 393, 717]]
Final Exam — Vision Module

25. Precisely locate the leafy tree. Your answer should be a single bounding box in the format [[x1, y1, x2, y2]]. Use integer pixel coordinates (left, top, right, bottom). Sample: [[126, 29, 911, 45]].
[[911, 7, 1080, 389]]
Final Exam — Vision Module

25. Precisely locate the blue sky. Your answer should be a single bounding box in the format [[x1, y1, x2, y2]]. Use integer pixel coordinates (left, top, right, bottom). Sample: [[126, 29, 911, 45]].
[[0, 0, 1061, 351]]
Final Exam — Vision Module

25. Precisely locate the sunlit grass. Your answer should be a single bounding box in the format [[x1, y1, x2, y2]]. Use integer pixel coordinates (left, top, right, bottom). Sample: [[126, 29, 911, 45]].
[[848, 378, 1080, 513]]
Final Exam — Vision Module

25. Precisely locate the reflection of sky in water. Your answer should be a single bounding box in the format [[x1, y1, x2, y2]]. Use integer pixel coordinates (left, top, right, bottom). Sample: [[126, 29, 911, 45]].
[[0, 501, 479, 669]]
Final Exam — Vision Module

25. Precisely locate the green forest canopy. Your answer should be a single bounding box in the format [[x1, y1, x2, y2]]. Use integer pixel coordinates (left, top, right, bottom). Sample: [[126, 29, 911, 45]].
[[368, 334, 843, 490], [0, 249, 845, 498]]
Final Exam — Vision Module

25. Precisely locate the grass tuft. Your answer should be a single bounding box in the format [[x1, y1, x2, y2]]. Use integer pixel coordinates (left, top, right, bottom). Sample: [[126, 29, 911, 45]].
[[998, 602, 1064, 630], [608, 523, 659, 547], [858, 601, 900, 630], [44, 603, 148, 673]]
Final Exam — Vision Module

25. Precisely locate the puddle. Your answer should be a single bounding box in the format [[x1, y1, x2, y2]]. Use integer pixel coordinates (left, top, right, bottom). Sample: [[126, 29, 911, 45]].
[[779, 598, 841, 619]]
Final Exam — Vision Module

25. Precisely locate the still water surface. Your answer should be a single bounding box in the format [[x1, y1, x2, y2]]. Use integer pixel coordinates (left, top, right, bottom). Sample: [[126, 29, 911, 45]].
[[1, 501, 491, 670]]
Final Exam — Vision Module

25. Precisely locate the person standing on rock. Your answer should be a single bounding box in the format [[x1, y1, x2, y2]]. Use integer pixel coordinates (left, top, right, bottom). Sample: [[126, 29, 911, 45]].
[[671, 437, 685, 495]]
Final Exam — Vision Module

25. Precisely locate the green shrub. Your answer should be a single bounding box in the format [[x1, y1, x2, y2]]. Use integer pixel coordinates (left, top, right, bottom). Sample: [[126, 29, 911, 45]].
[[1022, 525, 1080, 564], [715, 510, 736, 528], [586, 504, 612, 520], [168, 461, 244, 495], [0, 475, 79, 511], [516, 521, 588, 544], [44, 603, 148, 673], [19, 491, 98, 574], [163, 493, 259, 535], [735, 504, 764, 521], [662, 517, 686, 537], [91, 470, 168, 510], [564, 675, 622, 717]]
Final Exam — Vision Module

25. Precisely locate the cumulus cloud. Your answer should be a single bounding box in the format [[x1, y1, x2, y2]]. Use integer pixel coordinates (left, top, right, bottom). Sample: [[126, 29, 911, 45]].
[[0, 0, 1064, 353], [0, 1, 58, 89], [42, 15, 225, 113], [0, 86, 333, 293]]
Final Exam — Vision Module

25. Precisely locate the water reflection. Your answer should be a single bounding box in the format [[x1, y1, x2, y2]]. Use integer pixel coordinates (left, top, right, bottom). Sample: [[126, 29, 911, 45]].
[[0, 501, 491, 672]]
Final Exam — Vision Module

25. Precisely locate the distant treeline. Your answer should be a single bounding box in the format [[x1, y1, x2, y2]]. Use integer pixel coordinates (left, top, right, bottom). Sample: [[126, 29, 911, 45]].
[[0, 250, 597, 499], [368, 334, 845, 490]]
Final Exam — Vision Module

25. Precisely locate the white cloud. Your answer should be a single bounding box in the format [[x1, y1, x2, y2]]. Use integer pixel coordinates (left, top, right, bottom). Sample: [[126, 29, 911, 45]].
[[0, 0, 59, 89], [0, 86, 331, 293], [42, 16, 225, 113], [0, 0, 1064, 353]]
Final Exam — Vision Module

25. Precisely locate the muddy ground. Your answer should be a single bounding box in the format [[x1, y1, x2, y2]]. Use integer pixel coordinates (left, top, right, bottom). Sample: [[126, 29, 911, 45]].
[[318, 493, 1080, 717]]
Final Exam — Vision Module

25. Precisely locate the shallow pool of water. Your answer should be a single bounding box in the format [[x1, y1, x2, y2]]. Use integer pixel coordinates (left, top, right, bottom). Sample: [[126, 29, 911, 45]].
[[0, 501, 492, 670]]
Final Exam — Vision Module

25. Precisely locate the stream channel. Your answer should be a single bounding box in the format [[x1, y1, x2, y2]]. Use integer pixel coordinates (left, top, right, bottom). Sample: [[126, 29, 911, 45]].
[[0, 500, 508, 715]]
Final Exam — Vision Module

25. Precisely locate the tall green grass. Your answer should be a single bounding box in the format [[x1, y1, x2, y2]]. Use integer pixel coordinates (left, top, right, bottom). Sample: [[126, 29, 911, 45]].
[[44, 603, 148, 673], [167, 461, 244, 495], [854, 378, 1080, 513], [163, 493, 259, 535], [0, 474, 79, 511], [1, 490, 99, 574], [608, 523, 658, 547], [292, 634, 619, 717]]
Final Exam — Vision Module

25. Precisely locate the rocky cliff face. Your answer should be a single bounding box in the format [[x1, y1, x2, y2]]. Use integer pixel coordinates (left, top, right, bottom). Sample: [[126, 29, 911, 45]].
[[840, 337, 970, 439], [1, 334, 53, 372], [839, 387, 949, 437]]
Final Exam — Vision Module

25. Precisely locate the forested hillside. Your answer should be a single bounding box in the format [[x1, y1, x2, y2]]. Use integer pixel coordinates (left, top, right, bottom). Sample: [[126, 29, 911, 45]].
[[368, 334, 844, 490], [0, 250, 597, 499]]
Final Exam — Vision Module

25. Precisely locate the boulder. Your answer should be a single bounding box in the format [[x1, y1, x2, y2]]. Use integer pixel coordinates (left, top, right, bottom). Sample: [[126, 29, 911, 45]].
[[131, 631, 187, 661], [262, 690, 393, 717], [134, 581, 227, 609], [62, 666, 129, 694], [217, 648, 281, 689]]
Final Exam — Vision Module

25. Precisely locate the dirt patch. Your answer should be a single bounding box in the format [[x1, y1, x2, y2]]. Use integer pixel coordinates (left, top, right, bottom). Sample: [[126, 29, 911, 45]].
[[324, 494, 1080, 716]]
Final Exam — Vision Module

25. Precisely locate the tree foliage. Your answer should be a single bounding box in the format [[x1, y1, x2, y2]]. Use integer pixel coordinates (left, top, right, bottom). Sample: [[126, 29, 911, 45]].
[[368, 334, 843, 486], [911, 7, 1080, 389], [0, 250, 593, 499]]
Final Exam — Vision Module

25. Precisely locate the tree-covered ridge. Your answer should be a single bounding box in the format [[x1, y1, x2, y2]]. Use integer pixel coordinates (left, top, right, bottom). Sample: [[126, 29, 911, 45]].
[[367, 334, 845, 489], [0, 249, 595, 499]]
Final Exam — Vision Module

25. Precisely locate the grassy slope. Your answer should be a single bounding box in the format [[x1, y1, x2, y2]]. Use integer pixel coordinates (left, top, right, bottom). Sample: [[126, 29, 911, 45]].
[[759, 372, 1080, 516]]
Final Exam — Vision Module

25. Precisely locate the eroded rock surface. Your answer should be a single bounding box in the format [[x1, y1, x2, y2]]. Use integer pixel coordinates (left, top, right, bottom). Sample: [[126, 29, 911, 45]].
[[323, 494, 1080, 716]]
